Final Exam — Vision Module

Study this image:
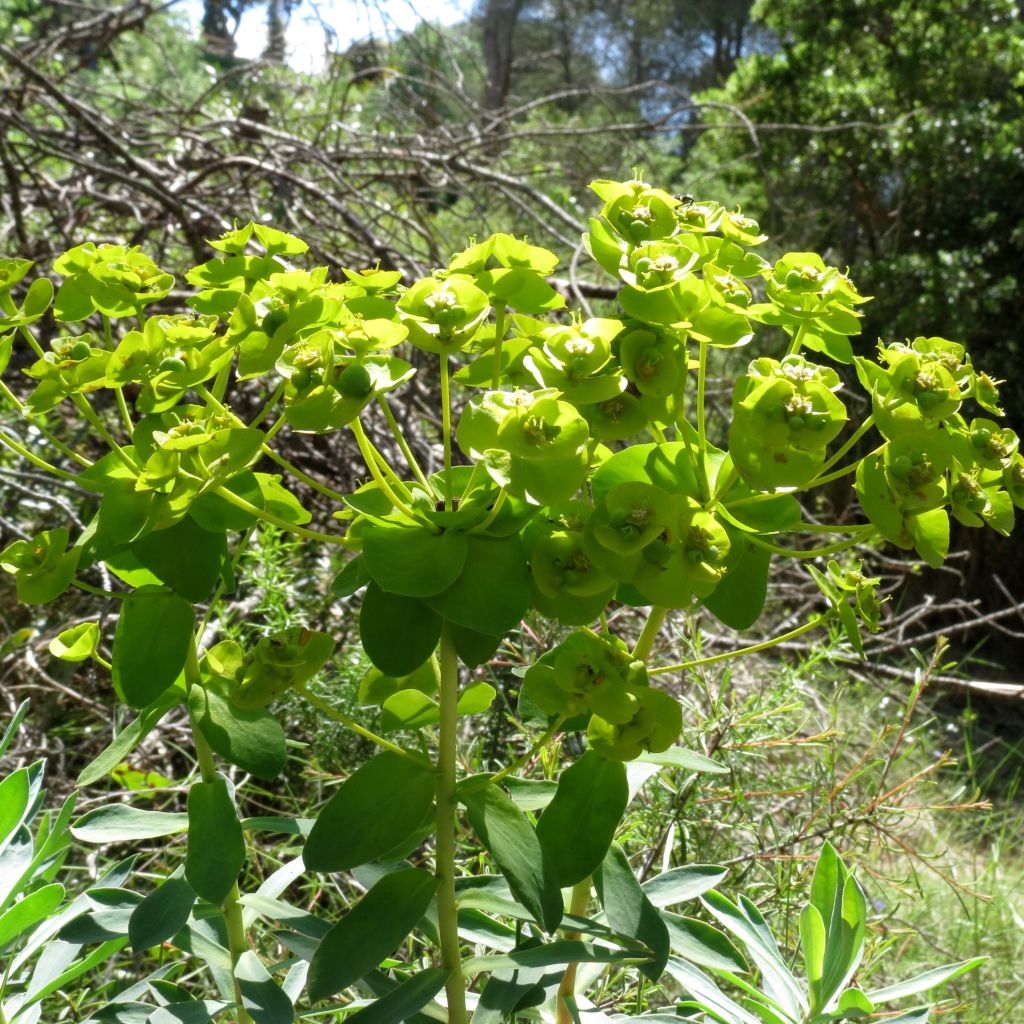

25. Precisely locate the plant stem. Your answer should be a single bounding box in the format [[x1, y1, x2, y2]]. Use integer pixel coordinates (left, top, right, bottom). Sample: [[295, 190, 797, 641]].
[[440, 353, 454, 510], [260, 445, 350, 503], [249, 382, 285, 427], [114, 388, 134, 437], [185, 640, 254, 1024], [0, 428, 81, 482], [378, 395, 434, 496], [460, 716, 566, 796], [72, 394, 138, 472], [785, 319, 810, 357], [211, 486, 353, 547], [435, 625, 467, 1024], [745, 529, 877, 560], [72, 579, 125, 599], [468, 489, 507, 534], [555, 877, 592, 1024], [491, 301, 507, 391], [0, 379, 93, 467], [632, 606, 667, 661], [695, 343, 711, 500], [350, 418, 419, 519], [648, 613, 835, 676], [816, 414, 875, 476], [293, 683, 432, 768]]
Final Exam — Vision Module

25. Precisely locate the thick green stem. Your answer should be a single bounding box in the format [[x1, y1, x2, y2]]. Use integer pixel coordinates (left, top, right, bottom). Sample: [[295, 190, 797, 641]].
[[440, 354, 454, 510], [695, 344, 711, 500], [632, 606, 667, 662], [555, 877, 592, 1024], [186, 641, 254, 1024], [436, 626, 468, 1024], [212, 486, 353, 547], [491, 302, 507, 391]]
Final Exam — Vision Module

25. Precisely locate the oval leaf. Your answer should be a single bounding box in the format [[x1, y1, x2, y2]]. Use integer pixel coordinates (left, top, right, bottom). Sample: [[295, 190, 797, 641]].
[[362, 525, 468, 598], [186, 775, 246, 904], [303, 752, 435, 872], [359, 584, 441, 677], [188, 684, 287, 781], [536, 752, 628, 887], [112, 587, 193, 709]]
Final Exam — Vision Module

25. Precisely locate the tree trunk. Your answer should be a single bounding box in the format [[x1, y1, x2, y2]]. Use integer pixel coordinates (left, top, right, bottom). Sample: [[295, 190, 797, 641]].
[[481, 0, 525, 111]]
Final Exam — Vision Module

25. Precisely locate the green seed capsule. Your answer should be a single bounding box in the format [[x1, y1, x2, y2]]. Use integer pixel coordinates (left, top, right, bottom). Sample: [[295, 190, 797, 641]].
[[68, 340, 92, 361], [643, 539, 672, 567], [889, 455, 913, 479], [336, 362, 373, 398], [971, 427, 992, 449], [787, 414, 805, 430], [262, 308, 289, 337], [628, 221, 651, 242], [916, 390, 944, 412], [158, 355, 187, 373]]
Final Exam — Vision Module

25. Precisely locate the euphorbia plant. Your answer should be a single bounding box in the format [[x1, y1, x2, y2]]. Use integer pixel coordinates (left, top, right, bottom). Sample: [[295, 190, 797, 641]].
[[0, 179, 1014, 1023]]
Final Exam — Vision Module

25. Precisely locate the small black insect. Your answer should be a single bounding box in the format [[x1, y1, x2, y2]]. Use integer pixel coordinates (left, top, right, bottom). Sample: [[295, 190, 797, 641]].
[[673, 193, 695, 206]]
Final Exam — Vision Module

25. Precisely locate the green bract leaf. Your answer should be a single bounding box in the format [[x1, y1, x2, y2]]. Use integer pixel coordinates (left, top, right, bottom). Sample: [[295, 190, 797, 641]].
[[48, 621, 100, 662], [360, 584, 441, 676], [129, 515, 228, 602], [361, 524, 468, 598], [424, 535, 530, 636], [0, 528, 80, 605]]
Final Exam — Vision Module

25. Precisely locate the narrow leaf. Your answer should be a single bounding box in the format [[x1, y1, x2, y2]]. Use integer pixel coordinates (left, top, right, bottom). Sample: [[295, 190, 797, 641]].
[[236, 949, 295, 1024], [344, 967, 449, 1024], [595, 844, 669, 980], [865, 957, 987, 1004], [129, 876, 196, 951], [641, 865, 727, 908], [71, 805, 188, 843], [536, 752, 628, 887], [464, 785, 562, 933]]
